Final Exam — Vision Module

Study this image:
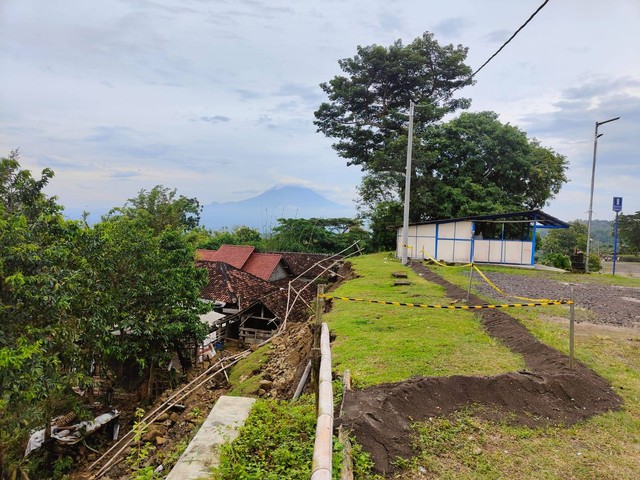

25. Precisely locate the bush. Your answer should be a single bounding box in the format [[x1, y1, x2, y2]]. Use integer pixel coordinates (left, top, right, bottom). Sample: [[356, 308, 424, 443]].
[[541, 253, 570, 270], [588, 253, 602, 272]]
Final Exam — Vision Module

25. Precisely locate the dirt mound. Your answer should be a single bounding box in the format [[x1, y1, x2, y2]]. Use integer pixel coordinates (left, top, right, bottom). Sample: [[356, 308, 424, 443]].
[[261, 321, 314, 399], [339, 263, 623, 474]]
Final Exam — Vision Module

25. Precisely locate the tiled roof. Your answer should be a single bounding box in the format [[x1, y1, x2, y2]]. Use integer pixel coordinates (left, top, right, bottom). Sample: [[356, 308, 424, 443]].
[[197, 246, 285, 281], [230, 279, 316, 323], [275, 252, 342, 279], [196, 261, 277, 307], [242, 253, 283, 281], [208, 245, 256, 269]]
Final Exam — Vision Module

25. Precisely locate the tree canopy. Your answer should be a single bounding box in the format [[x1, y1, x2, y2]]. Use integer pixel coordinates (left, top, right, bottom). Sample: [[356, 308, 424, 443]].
[[105, 185, 202, 234], [314, 32, 473, 172], [1, 154, 209, 473], [618, 211, 640, 254], [315, 34, 568, 248]]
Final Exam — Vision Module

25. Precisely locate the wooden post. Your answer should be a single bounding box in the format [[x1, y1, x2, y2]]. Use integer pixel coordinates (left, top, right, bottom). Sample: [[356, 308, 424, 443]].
[[312, 284, 325, 412], [569, 285, 575, 369]]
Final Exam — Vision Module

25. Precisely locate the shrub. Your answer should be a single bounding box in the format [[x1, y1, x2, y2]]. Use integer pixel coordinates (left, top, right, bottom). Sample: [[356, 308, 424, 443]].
[[588, 253, 602, 272], [541, 253, 570, 270]]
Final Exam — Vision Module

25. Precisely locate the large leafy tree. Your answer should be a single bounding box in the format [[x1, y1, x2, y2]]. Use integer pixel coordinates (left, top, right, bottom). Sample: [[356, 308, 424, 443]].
[[542, 220, 588, 255], [106, 185, 202, 234], [618, 211, 640, 254], [405, 111, 567, 220], [1, 151, 95, 473], [316, 34, 568, 247], [264, 218, 369, 253], [314, 32, 473, 173], [87, 217, 209, 375]]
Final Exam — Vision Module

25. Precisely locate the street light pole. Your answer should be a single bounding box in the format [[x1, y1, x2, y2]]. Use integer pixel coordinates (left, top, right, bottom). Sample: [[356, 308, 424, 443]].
[[401, 100, 415, 265], [585, 116, 619, 273]]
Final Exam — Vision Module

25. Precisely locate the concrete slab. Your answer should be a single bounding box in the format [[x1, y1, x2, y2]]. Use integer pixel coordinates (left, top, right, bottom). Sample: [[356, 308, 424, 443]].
[[165, 395, 256, 480]]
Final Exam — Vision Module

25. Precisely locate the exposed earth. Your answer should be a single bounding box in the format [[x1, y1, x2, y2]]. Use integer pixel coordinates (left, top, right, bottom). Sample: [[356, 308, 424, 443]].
[[470, 268, 640, 327], [338, 263, 629, 475], [73, 262, 638, 478]]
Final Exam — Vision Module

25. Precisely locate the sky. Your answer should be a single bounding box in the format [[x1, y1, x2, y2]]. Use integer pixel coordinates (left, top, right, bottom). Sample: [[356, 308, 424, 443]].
[[1, 0, 639, 223]]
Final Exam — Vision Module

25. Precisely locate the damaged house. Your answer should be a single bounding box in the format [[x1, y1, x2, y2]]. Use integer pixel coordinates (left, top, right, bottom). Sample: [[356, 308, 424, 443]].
[[195, 246, 340, 347]]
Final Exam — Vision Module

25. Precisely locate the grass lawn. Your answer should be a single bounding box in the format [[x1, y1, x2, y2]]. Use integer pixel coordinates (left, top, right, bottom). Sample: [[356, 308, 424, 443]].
[[393, 261, 640, 479], [325, 253, 524, 387]]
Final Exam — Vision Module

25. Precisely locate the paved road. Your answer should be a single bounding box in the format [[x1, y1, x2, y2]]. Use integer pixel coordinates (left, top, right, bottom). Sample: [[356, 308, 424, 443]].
[[601, 261, 640, 277]]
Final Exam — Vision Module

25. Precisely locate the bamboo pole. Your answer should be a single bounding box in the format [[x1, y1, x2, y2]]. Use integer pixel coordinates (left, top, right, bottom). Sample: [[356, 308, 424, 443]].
[[312, 284, 325, 412], [570, 285, 575, 369], [311, 323, 333, 480]]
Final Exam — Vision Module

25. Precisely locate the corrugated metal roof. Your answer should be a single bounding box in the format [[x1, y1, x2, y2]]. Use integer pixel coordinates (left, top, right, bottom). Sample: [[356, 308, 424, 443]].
[[403, 210, 569, 228]]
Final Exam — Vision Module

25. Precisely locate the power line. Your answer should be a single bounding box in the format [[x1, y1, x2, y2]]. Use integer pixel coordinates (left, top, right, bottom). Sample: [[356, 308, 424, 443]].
[[456, 0, 551, 90]]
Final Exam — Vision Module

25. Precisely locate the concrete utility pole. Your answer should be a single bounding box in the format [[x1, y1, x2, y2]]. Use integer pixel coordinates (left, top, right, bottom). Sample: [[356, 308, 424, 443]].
[[585, 116, 619, 273], [401, 100, 415, 265]]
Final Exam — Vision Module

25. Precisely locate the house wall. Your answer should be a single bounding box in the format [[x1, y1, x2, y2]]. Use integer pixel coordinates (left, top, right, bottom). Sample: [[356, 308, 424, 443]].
[[268, 263, 289, 282], [397, 220, 533, 265]]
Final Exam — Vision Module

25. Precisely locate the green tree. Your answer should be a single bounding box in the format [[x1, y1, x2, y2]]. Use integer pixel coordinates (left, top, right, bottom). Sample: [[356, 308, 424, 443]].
[[265, 218, 369, 253], [314, 32, 473, 172], [87, 216, 209, 380], [200, 226, 262, 250], [106, 185, 202, 234], [542, 221, 587, 255], [1, 152, 94, 473], [618, 211, 640, 254]]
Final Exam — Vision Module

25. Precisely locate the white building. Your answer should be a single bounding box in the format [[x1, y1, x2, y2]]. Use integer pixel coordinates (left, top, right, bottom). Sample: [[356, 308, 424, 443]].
[[396, 210, 568, 266]]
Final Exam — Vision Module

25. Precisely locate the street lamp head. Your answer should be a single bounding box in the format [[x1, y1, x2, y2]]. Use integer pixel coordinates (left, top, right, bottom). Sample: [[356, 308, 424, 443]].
[[597, 116, 620, 127]]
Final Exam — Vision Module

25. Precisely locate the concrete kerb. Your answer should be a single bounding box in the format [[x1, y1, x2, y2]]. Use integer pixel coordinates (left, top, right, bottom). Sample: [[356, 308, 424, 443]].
[[165, 395, 255, 480]]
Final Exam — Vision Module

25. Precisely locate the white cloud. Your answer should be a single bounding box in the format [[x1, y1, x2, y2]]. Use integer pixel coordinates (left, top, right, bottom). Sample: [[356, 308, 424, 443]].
[[1, 0, 638, 223]]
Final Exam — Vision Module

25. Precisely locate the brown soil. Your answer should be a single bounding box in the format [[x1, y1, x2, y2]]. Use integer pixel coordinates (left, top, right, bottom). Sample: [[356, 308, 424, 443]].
[[339, 263, 623, 475]]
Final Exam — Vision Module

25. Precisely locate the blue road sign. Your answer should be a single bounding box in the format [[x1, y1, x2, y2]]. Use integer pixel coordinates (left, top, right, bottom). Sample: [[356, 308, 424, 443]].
[[613, 197, 623, 212]]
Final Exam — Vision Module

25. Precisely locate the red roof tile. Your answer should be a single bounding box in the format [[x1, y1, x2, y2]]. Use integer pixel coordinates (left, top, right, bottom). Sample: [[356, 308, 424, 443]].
[[208, 245, 256, 269], [243, 253, 283, 281]]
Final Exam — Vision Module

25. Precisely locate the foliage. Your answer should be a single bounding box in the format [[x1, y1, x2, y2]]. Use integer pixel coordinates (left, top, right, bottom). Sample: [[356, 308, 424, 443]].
[[618, 211, 640, 254], [367, 200, 402, 251], [85, 216, 210, 371], [105, 185, 202, 234], [211, 396, 376, 479], [190, 225, 262, 250], [541, 221, 587, 256], [316, 33, 568, 242], [616, 255, 640, 262], [264, 217, 370, 253], [211, 397, 320, 479], [540, 252, 571, 270], [1, 153, 211, 475], [587, 253, 602, 273], [314, 32, 473, 172], [1, 151, 95, 473]]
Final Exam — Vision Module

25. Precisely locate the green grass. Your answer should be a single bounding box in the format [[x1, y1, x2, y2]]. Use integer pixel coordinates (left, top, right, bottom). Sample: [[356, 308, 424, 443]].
[[227, 345, 271, 396], [392, 260, 640, 479], [210, 396, 380, 480], [326, 253, 524, 386]]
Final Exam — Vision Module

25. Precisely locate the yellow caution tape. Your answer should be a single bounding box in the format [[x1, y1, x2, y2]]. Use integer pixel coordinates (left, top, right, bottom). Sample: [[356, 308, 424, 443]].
[[421, 251, 472, 268], [318, 294, 572, 310]]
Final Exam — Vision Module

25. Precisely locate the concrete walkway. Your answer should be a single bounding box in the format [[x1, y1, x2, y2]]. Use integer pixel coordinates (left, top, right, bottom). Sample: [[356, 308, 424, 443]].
[[166, 395, 256, 480]]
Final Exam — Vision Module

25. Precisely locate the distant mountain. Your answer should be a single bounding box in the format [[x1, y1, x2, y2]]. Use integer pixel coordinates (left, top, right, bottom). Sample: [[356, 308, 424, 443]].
[[200, 185, 356, 231]]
